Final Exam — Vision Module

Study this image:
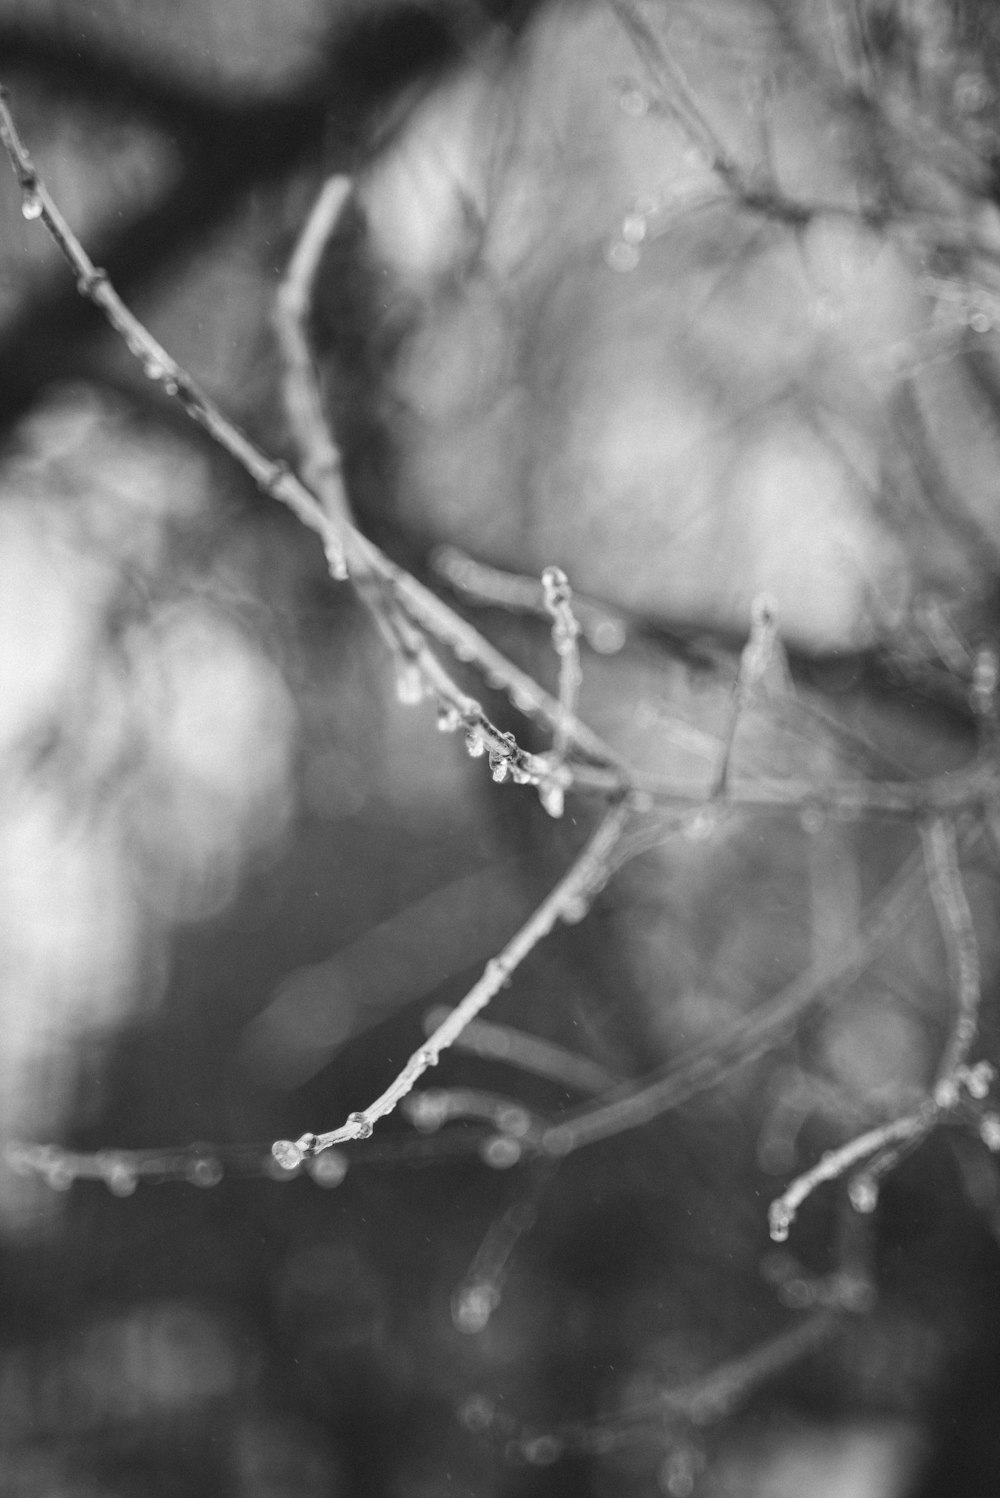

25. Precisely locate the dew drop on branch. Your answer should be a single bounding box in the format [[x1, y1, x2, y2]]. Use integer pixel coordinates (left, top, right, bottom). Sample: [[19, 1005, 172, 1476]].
[[271, 1139, 304, 1171], [849, 1174, 879, 1214], [20, 187, 43, 220]]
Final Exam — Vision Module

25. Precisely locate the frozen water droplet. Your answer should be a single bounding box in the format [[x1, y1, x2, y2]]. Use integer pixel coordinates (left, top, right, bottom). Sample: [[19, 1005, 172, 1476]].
[[143, 357, 168, 383], [21, 188, 43, 220], [104, 1158, 138, 1197], [307, 1149, 348, 1187], [452, 1281, 500, 1334], [684, 807, 719, 843], [45, 1158, 75, 1191], [395, 664, 423, 705], [347, 1111, 373, 1139], [523, 1435, 563, 1467], [481, 1135, 522, 1169], [465, 727, 486, 758], [619, 86, 649, 117], [490, 752, 511, 783], [621, 213, 648, 245], [768, 1202, 792, 1242], [271, 1139, 304, 1171], [966, 1060, 995, 1099], [849, 1174, 879, 1214], [436, 704, 462, 733], [459, 1394, 495, 1433], [405, 1091, 448, 1132], [560, 895, 589, 925], [540, 781, 565, 819], [800, 804, 826, 835], [980, 1113, 1000, 1151], [187, 1155, 223, 1188], [606, 240, 641, 273]]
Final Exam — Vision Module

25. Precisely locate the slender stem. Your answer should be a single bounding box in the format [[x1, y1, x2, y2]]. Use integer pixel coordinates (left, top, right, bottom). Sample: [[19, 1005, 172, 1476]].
[[272, 799, 632, 1166]]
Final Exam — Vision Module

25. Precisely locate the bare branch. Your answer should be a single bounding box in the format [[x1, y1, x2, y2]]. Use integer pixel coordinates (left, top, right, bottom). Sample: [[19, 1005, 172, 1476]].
[[271, 799, 632, 1168]]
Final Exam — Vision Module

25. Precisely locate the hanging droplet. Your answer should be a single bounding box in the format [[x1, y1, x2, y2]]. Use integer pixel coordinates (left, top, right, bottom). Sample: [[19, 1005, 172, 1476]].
[[44, 1158, 76, 1192], [979, 1113, 1000, 1152], [481, 1134, 522, 1169], [539, 781, 565, 819], [606, 240, 641, 273], [307, 1149, 348, 1187], [271, 1138, 304, 1172], [490, 752, 511, 783], [347, 1111, 373, 1139], [768, 1201, 792, 1243], [436, 704, 462, 733], [621, 213, 648, 246], [395, 663, 423, 705], [20, 186, 43, 220], [142, 356, 168, 383], [522, 1435, 563, 1467], [560, 895, 589, 925], [452, 1281, 500, 1334], [187, 1155, 223, 1188], [465, 727, 486, 758], [848, 1174, 879, 1214], [103, 1157, 139, 1197]]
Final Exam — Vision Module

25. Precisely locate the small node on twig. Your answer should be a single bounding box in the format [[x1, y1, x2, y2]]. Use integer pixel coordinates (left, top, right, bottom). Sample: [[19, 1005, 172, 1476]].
[[347, 1111, 374, 1139]]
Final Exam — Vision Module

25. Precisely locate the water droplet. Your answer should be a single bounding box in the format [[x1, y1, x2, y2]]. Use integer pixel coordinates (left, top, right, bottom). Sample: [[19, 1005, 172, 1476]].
[[799, 804, 826, 835], [768, 1202, 792, 1242], [969, 310, 993, 334], [490, 752, 511, 783], [606, 240, 641, 273], [307, 1149, 348, 1187], [848, 1174, 879, 1214], [395, 664, 423, 705], [465, 727, 486, 758], [142, 357, 168, 383], [45, 1158, 75, 1192], [619, 86, 649, 117], [271, 1139, 304, 1171], [187, 1156, 223, 1188], [21, 187, 43, 221], [436, 704, 462, 733], [102, 1156, 139, 1197], [405, 1091, 448, 1132], [460, 1394, 495, 1433], [967, 1060, 996, 1099], [540, 781, 565, 819], [590, 617, 628, 653], [452, 1281, 499, 1334], [684, 807, 719, 843], [497, 1105, 531, 1138], [980, 1113, 1000, 1152], [621, 213, 648, 245], [347, 1111, 373, 1139], [523, 1435, 563, 1467], [481, 1135, 522, 1169], [560, 895, 589, 925]]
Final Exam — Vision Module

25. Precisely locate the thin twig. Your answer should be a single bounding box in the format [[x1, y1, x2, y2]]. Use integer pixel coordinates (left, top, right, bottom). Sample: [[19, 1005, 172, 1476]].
[[712, 593, 783, 798], [922, 815, 982, 1094], [767, 1109, 930, 1243], [271, 799, 632, 1167]]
